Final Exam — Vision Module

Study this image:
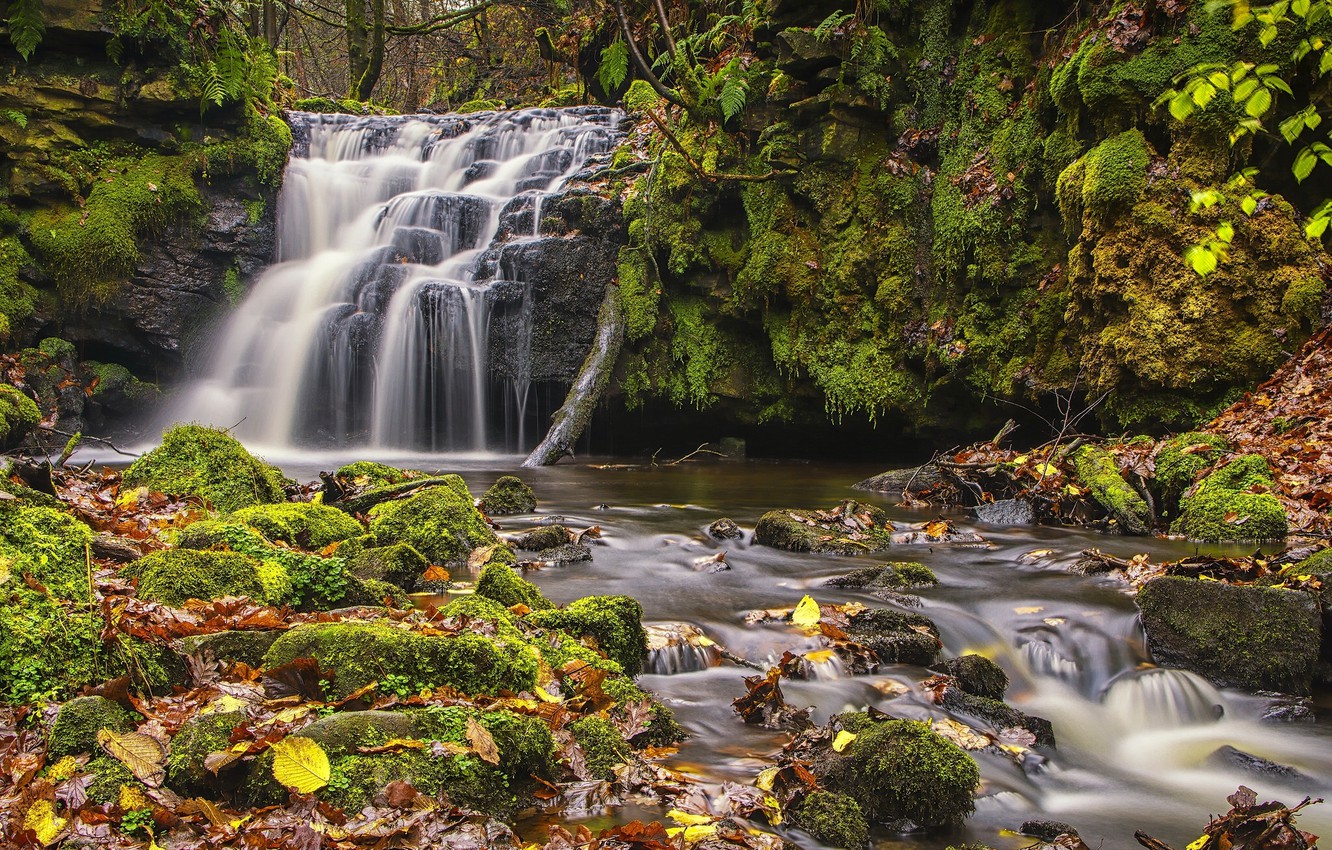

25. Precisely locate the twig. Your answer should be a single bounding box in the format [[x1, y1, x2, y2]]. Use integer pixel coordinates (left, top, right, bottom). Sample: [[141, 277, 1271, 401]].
[[35, 426, 139, 458], [666, 443, 725, 465]]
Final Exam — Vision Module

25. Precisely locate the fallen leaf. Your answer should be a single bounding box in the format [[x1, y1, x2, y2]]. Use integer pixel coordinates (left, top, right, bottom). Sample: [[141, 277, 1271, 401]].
[[98, 728, 167, 787], [465, 716, 500, 765], [271, 736, 331, 793]]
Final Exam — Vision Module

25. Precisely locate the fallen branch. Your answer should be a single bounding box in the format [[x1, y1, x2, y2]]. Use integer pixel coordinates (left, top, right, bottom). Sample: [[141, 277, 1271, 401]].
[[34, 427, 141, 458]]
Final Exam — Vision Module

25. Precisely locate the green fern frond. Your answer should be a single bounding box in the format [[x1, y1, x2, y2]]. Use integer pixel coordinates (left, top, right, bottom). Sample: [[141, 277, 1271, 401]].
[[598, 39, 629, 94], [7, 0, 46, 61], [813, 10, 853, 43], [719, 64, 749, 121]]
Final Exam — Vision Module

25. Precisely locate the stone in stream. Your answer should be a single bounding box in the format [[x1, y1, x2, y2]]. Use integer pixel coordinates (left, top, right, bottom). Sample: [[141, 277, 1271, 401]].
[[707, 517, 743, 540], [1021, 820, 1080, 841], [843, 608, 941, 666], [853, 464, 942, 494], [973, 498, 1035, 525], [480, 475, 536, 515], [934, 654, 1009, 701], [825, 562, 938, 592], [755, 500, 893, 554], [1207, 745, 1312, 785], [940, 686, 1056, 748], [1136, 576, 1322, 695], [506, 525, 594, 565]]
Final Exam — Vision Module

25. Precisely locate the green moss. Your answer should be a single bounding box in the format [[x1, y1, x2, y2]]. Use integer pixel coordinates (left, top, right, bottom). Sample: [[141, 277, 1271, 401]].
[[0, 234, 38, 342], [125, 549, 264, 606], [480, 476, 536, 515], [256, 562, 293, 605], [175, 520, 352, 608], [262, 620, 539, 699], [938, 654, 1008, 701], [228, 502, 364, 549], [166, 710, 244, 793], [0, 384, 39, 447], [476, 561, 552, 610], [345, 542, 426, 590], [325, 748, 510, 812], [0, 505, 94, 600], [124, 425, 287, 513], [335, 461, 410, 488], [49, 696, 136, 757], [86, 755, 138, 805], [1196, 453, 1275, 494], [368, 483, 499, 565], [568, 716, 630, 780], [411, 706, 556, 777], [794, 790, 870, 849], [179, 630, 280, 666], [83, 362, 159, 402], [1137, 576, 1319, 693], [1154, 432, 1230, 507], [883, 562, 938, 589], [1081, 130, 1150, 224], [1070, 445, 1150, 535], [623, 80, 662, 113], [824, 716, 979, 828], [527, 595, 647, 676], [755, 505, 892, 554], [1172, 455, 1288, 541]]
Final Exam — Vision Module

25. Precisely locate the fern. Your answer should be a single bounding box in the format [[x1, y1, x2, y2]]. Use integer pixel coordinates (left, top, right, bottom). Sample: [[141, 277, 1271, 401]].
[[7, 0, 46, 61], [3, 109, 27, 128], [813, 10, 853, 43], [718, 60, 749, 121], [598, 39, 630, 94]]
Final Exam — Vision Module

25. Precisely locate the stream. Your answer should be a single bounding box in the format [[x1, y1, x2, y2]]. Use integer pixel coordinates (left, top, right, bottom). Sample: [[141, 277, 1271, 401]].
[[217, 450, 1332, 850]]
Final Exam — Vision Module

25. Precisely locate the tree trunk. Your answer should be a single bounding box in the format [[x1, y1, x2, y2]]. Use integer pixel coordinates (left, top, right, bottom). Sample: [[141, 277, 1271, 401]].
[[346, 0, 385, 100]]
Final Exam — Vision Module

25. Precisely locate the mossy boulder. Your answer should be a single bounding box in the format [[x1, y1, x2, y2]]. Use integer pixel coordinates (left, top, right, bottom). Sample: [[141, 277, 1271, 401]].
[[227, 502, 364, 549], [125, 549, 265, 606], [1171, 455, 1288, 541], [826, 562, 938, 592], [509, 525, 569, 551], [333, 461, 413, 488], [86, 755, 139, 805], [527, 595, 648, 676], [1153, 432, 1230, 508], [843, 607, 941, 666], [261, 615, 539, 699], [124, 425, 287, 513], [368, 483, 500, 565], [480, 475, 537, 515], [0, 505, 95, 601], [1070, 445, 1150, 535], [936, 655, 1008, 701], [476, 561, 552, 610], [793, 790, 870, 849], [167, 709, 245, 793], [179, 630, 281, 667], [345, 542, 427, 590], [49, 696, 136, 757], [755, 503, 892, 554], [568, 716, 630, 780], [0, 383, 39, 447], [1136, 576, 1321, 694], [818, 714, 979, 828]]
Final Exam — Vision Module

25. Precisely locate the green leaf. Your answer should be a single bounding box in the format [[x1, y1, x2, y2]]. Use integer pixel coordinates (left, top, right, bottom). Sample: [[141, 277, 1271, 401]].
[[1260, 24, 1278, 46], [1189, 80, 1218, 107], [719, 67, 749, 121], [1245, 86, 1273, 117], [597, 39, 629, 95], [1186, 244, 1219, 276], [1216, 221, 1235, 243], [1294, 0, 1312, 16], [1279, 112, 1306, 143], [1170, 90, 1196, 121], [1241, 195, 1258, 215], [1233, 78, 1260, 102], [6, 0, 45, 61], [1294, 146, 1318, 181]]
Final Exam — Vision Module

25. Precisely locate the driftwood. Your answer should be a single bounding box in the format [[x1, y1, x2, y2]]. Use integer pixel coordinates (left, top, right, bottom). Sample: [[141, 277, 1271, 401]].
[[524, 286, 625, 467]]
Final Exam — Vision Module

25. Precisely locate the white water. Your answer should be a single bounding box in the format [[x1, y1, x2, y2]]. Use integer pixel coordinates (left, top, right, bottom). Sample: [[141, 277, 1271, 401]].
[[171, 107, 619, 453]]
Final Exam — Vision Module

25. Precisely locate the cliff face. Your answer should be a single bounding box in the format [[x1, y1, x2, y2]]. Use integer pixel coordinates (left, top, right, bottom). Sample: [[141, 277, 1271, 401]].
[[0, 0, 286, 436], [606, 0, 1331, 445]]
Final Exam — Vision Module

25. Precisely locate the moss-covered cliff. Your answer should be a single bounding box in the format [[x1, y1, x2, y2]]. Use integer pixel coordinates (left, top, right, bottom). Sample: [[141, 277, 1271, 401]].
[[604, 0, 1330, 441]]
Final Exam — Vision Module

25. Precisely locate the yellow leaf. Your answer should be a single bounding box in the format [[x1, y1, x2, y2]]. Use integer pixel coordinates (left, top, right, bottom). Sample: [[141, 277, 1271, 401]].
[[1034, 462, 1059, 476], [534, 686, 563, 703], [683, 824, 718, 841], [1013, 605, 1044, 614], [791, 595, 821, 628], [696, 635, 716, 646], [667, 809, 715, 826], [1011, 454, 1028, 464], [931, 718, 990, 750], [1187, 835, 1211, 850], [24, 799, 67, 846], [116, 486, 148, 508], [200, 695, 248, 716], [804, 649, 836, 663], [763, 795, 783, 825], [831, 730, 857, 752], [98, 728, 167, 788], [755, 766, 778, 791], [271, 736, 331, 793]]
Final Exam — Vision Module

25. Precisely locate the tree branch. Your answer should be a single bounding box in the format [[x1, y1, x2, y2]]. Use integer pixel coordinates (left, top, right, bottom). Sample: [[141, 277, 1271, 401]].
[[611, 0, 688, 108]]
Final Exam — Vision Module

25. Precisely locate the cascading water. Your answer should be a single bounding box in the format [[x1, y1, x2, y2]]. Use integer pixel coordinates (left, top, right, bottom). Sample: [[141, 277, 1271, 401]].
[[172, 107, 620, 453]]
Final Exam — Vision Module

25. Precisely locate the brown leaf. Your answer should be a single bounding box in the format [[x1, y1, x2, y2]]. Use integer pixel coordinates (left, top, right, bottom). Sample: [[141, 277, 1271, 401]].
[[465, 717, 500, 765], [97, 729, 167, 787]]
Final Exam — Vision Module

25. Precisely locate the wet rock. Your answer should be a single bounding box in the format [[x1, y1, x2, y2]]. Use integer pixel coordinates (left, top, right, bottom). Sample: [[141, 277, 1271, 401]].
[[935, 655, 1008, 701], [480, 475, 536, 515], [345, 542, 428, 590], [755, 500, 892, 554], [1207, 746, 1312, 785], [853, 464, 941, 494], [1021, 820, 1080, 841], [942, 687, 1056, 748], [644, 622, 721, 674], [825, 562, 938, 592], [973, 498, 1035, 525], [509, 525, 568, 550], [792, 790, 869, 849], [180, 630, 281, 667], [844, 607, 941, 666], [1262, 696, 1316, 723], [1136, 576, 1321, 695], [1070, 445, 1150, 535], [708, 517, 743, 540], [531, 542, 592, 565]]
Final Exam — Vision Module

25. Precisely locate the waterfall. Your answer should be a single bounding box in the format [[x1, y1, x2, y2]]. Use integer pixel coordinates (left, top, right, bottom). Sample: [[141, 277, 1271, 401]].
[[173, 107, 620, 453]]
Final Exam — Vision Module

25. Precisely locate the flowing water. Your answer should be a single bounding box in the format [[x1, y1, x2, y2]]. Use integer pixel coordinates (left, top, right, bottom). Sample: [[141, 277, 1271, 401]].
[[170, 108, 620, 453], [240, 452, 1332, 850]]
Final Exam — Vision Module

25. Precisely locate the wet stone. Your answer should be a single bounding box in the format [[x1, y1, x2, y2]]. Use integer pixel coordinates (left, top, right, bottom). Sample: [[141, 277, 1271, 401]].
[[1207, 745, 1312, 785], [973, 498, 1035, 526], [708, 517, 743, 540], [1021, 820, 1080, 841]]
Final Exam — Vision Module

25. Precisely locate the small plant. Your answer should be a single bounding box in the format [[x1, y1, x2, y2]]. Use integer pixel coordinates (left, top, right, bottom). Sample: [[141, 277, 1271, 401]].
[[120, 807, 155, 837]]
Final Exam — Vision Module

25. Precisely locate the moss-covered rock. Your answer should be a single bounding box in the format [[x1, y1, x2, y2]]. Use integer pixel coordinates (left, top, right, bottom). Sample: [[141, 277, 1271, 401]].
[[755, 503, 892, 554], [1136, 576, 1321, 694], [509, 525, 569, 551], [820, 714, 979, 828], [261, 617, 539, 699], [476, 561, 552, 610], [480, 475, 537, 515], [179, 630, 281, 667], [842, 607, 941, 666], [527, 595, 648, 676], [826, 562, 937, 592], [1171, 455, 1288, 541], [1070, 445, 1150, 535], [123, 425, 287, 513], [86, 754, 139, 805], [333, 461, 411, 488], [125, 549, 265, 606], [0, 504, 95, 601], [368, 483, 499, 565], [49, 696, 136, 757], [228, 502, 364, 549], [793, 790, 870, 849], [936, 655, 1008, 701], [345, 542, 427, 590], [0, 383, 39, 447], [568, 716, 630, 780], [167, 709, 245, 793], [175, 520, 357, 609], [1153, 432, 1230, 508]]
